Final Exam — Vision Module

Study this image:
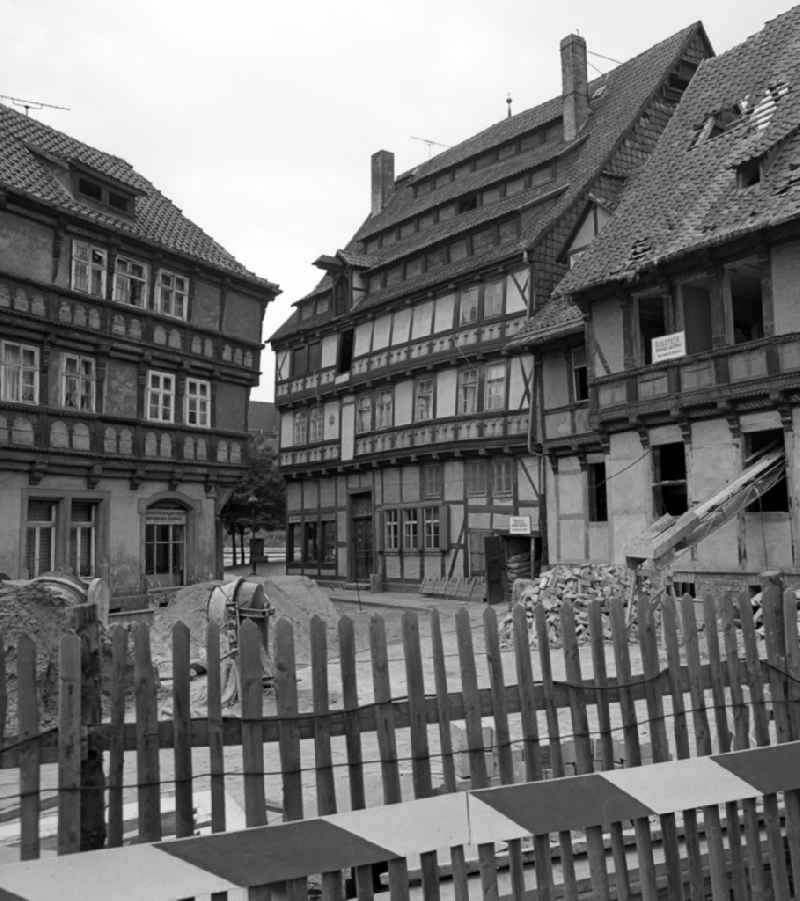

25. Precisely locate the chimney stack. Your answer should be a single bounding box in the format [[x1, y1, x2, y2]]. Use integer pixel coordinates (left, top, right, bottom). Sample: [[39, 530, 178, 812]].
[[560, 34, 589, 141], [371, 149, 395, 215]]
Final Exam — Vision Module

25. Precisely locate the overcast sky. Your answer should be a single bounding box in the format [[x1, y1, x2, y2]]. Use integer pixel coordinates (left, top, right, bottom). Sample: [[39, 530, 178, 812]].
[[4, 0, 794, 400]]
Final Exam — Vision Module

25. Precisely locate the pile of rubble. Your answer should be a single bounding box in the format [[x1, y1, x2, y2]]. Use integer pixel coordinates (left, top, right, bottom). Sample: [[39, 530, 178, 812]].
[[500, 563, 659, 648]]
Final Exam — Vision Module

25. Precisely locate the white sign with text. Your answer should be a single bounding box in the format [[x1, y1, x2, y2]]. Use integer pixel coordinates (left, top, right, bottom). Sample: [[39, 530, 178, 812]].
[[651, 330, 686, 363]]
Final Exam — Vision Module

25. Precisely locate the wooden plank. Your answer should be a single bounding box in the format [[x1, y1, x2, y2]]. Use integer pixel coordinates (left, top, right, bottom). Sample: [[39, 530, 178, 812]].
[[107, 626, 127, 848], [172, 622, 194, 838], [483, 606, 525, 900], [206, 621, 226, 834], [0, 633, 6, 749], [721, 591, 766, 901], [430, 609, 467, 901], [339, 615, 374, 901], [737, 591, 789, 901], [560, 601, 610, 901], [534, 602, 577, 896], [402, 611, 440, 901], [18, 634, 40, 860], [702, 594, 746, 901], [588, 600, 631, 901], [311, 616, 344, 901], [275, 618, 306, 901], [679, 596, 727, 900], [609, 596, 656, 901], [660, 591, 703, 901], [57, 632, 81, 856], [512, 604, 553, 901], [134, 623, 161, 842], [780, 585, 800, 894]]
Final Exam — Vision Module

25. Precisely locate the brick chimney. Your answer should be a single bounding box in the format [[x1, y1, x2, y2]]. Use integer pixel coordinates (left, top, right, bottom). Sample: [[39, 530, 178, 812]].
[[371, 150, 395, 215], [561, 34, 589, 141]]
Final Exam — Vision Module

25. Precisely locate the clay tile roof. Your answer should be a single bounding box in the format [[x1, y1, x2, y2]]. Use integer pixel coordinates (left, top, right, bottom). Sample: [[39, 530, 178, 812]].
[[0, 103, 278, 292], [558, 6, 800, 298]]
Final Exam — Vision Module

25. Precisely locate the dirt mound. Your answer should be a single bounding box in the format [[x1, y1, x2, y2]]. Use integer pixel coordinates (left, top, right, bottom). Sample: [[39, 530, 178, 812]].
[[150, 581, 220, 670], [261, 576, 340, 664]]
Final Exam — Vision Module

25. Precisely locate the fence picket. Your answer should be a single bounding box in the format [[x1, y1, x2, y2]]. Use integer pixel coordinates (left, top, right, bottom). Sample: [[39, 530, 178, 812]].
[[660, 592, 704, 901], [534, 603, 577, 895], [133, 623, 161, 843], [107, 626, 127, 848], [483, 606, 525, 900], [512, 604, 553, 901], [780, 585, 800, 894], [608, 596, 656, 901], [18, 634, 39, 861], [560, 601, 610, 900], [339, 615, 374, 901], [172, 622, 194, 838], [275, 619, 306, 901], [311, 616, 344, 901], [430, 609, 467, 901], [702, 594, 746, 900], [0, 634, 6, 749], [402, 611, 440, 901], [57, 632, 81, 855], [588, 599, 631, 901], [206, 621, 226, 835]]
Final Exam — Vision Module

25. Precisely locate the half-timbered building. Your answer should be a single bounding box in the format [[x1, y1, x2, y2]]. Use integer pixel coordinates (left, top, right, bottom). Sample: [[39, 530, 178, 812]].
[[271, 25, 711, 589]]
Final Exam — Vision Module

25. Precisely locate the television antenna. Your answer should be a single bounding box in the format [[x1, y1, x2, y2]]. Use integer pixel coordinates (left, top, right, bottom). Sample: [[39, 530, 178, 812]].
[[411, 135, 450, 158], [0, 94, 70, 117]]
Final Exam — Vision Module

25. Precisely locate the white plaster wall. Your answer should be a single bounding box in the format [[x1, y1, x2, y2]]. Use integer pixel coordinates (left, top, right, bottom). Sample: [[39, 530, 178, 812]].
[[606, 430, 651, 562]]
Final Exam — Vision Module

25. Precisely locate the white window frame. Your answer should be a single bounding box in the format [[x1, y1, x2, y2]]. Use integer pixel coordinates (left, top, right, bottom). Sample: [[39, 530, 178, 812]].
[[492, 457, 514, 498], [459, 367, 480, 414], [155, 269, 189, 320], [402, 508, 419, 550], [26, 499, 57, 577], [70, 501, 97, 578], [146, 370, 176, 423], [308, 406, 324, 443], [293, 410, 307, 445], [0, 340, 39, 405], [375, 388, 393, 430], [71, 240, 107, 298], [62, 354, 96, 412], [113, 256, 150, 308], [484, 363, 506, 411], [184, 378, 210, 428], [459, 286, 479, 325], [414, 377, 434, 421], [423, 506, 440, 550], [384, 510, 400, 552]]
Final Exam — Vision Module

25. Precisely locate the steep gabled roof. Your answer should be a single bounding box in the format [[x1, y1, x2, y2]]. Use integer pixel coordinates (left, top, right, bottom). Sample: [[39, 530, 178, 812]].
[[272, 21, 709, 345], [558, 6, 800, 298], [0, 103, 278, 291]]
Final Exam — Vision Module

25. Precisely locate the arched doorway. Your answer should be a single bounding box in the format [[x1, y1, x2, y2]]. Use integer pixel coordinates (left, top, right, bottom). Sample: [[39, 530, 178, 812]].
[[144, 501, 187, 587]]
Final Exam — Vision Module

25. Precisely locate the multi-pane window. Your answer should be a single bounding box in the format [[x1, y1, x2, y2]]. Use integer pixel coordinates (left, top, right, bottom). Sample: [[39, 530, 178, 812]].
[[70, 501, 97, 577], [384, 510, 400, 551], [71, 240, 107, 298], [572, 346, 588, 401], [483, 279, 504, 318], [26, 499, 56, 577], [155, 270, 189, 319], [146, 370, 176, 423], [309, 407, 324, 443], [484, 363, 506, 411], [356, 395, 373, 433], [293, 410, 308, 445], [458, 368, 480, 414], [321, 521, 337, 563], [466, 460, 488, 496], [423, 506, 440, 550], [459, 286, 480, 325], [414, 378, 434, 421], [185, 378, 210, 428], [0, 341, 39, 404], [304, 522, 318, 561], [375, 389, 393, 429], [113, 256, 149, 307], [402, 508, 419, 550], [492, 458, 514, 498], [62, 355, 95, 411], [422, 464, 442, 499]]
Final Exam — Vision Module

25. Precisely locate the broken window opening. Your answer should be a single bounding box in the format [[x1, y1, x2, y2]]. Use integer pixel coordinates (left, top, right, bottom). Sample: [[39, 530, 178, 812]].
[[638, 295, 668, 365], [652, 442, 688, 517], [745, 430, 788, 512], [337, 329, 354, 373], [737, 158, 761, 188], [587, 462, 608, 523], [681, 281, 713, 354], [729, 263, 763, 344]]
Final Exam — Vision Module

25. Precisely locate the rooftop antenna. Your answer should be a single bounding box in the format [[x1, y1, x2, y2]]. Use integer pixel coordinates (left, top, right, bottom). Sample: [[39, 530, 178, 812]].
[[410, 135, 450, 159], [506, 93, 513, 118], [0, 94, 70, 117]]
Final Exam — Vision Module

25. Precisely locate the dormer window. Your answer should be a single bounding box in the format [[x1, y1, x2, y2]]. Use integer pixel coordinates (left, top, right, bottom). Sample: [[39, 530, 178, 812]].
[[737, 158, 761, 188], [456, 193, 478, 214], [74, 172, 135, 216]]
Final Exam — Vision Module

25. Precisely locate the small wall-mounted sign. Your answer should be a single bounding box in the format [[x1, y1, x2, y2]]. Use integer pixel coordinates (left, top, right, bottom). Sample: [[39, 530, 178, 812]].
[[651, 330, 686, 363], [508, 515, 532, 535]]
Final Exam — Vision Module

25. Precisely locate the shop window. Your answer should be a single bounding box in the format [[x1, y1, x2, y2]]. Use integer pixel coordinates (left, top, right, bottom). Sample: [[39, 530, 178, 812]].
[[337, 330, 354, 373], [289, 523, 302, 562], [652, 443, 688, 517], [745, 430, 788, 512], [681, 282, 713, 354], [730, 262, 764, 344], [638, 295, 667, 365], [384, 510, 400, 551], [304, 522, 318, 561], [321, 521, 337, 563], [422, 464, 442, 499], [466, 460, 488, 496], [571, 346, 588, 401], [588, 462, 608, 522], [26, 499, 57, 577]]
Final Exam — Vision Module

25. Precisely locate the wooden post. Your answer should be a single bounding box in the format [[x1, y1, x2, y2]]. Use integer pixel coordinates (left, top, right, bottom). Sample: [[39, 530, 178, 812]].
[[18, 634, 40, 861], [57, 632, 81, 855], [69, 603, 106, 851], [107, 626, 128, 848], [172, 622, 193, 838]]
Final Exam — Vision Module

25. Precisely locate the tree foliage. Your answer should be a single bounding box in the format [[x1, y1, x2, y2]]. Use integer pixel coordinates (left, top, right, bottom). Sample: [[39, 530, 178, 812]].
[[220, 435, 286, 534]]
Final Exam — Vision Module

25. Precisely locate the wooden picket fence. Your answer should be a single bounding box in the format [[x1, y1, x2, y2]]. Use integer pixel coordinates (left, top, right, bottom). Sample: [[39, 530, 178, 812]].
[[2, 572, 800, 899]]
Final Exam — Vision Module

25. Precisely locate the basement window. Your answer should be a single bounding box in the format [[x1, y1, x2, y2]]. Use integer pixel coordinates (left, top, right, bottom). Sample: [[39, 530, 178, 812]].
[[652, 442, 688, 517], [745, 430, 788, 512], [729, 262, 764, 344], [588, 463, 608, 522]]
